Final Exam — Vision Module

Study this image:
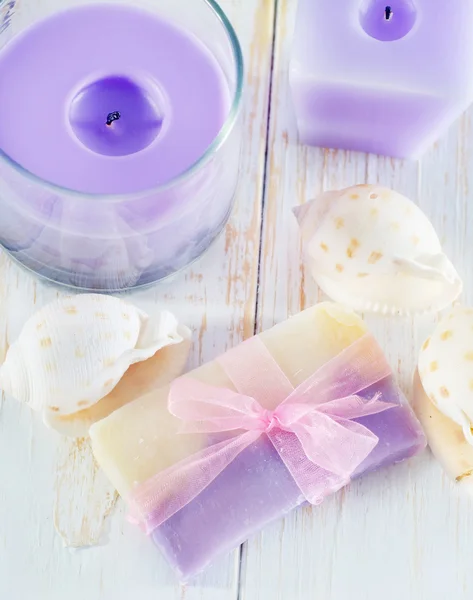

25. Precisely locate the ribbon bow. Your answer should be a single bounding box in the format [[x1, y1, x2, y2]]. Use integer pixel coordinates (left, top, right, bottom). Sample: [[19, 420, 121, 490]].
[[130, 334, 395, 533]]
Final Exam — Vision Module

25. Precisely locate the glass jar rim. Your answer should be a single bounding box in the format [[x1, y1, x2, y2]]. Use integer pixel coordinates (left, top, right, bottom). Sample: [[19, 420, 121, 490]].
[[0, 0, 244, 203]]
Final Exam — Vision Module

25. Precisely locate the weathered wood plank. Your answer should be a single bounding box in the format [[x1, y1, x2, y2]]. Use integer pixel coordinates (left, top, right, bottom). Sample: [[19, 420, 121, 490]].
[[240, 1, 473, 599], [0, 1, 276, 597]]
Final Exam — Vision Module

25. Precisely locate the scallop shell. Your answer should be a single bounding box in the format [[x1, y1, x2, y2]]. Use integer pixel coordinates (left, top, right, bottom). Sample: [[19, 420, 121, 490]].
[[0, 295, 191, 435], [418, 306, 473, 444], [294, 185, 462, 315]]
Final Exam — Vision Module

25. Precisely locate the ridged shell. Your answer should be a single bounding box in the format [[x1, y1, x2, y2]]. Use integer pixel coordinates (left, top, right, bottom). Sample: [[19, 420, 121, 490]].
[[418, 306, 473, 445], [42, 333, 191, 438], [0, 295, 190, 430], [294, 185, 462, 315]]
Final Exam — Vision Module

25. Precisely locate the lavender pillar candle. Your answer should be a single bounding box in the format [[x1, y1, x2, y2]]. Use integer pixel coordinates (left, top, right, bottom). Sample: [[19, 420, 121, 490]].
[[0, 1, 243, 290], [290, 0, 473, 158]]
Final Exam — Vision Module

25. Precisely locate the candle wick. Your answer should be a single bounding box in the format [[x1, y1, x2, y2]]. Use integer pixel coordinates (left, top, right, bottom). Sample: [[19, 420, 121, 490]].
[[385, 6, 393, 20], [106, 111, 121, 127]]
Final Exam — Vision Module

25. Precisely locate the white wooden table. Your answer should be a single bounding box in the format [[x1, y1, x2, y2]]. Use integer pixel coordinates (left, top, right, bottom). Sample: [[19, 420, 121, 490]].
[[2, 1, 473, 598]]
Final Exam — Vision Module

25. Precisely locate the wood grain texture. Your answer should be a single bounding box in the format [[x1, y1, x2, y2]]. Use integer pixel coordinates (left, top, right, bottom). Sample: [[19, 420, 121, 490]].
[[53, 437, 119, 549], [2, 0, 473, 598], [240, 2, 473, 600], [0, 1, 275, 598]]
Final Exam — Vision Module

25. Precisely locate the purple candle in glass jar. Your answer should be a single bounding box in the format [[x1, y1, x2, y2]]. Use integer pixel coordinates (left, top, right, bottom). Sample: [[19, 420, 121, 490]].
[[0, 1, 243, 290]]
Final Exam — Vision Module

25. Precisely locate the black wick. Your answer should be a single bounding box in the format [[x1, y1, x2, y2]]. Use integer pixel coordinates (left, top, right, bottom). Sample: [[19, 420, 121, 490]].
[[106, 111, 121, 127], [385, 6, 393, 20]]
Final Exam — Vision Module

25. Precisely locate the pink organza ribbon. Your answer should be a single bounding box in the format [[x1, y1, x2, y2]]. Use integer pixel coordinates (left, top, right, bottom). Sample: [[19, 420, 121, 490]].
[[129, 334, 395, 533]]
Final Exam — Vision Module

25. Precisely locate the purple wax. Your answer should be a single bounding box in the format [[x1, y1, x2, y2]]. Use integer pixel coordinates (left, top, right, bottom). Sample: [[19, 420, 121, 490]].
[[290, 0, 473, 158], [0, 4, 229, 194], [69, 76, 164, 158], [151, 377, 425, 580], [359, 0, 417, 42], [0, 3, 243, 290]]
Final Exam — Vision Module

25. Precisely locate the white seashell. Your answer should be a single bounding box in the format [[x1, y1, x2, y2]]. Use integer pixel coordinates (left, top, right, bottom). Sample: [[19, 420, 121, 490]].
[[0, 295, 191, 434], [42, 332, 191, 438], [418, 306, 473, 445], [294, 185, 463, 315], [413, 371, 473, 493]]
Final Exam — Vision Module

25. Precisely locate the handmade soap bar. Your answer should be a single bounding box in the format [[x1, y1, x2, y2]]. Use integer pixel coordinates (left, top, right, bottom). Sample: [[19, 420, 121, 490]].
[[290, 0, 473, 158], [91, 303, 425, 580]]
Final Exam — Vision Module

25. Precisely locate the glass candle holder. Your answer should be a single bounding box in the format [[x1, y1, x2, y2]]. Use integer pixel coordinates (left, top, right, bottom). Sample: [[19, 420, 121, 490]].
[[0, 0, 243, 291]]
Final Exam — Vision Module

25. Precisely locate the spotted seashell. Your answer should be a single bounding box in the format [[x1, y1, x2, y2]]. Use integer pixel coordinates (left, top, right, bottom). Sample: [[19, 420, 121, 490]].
[[42, 334, 191, 438], [418, 306, 473, 444], [0, 295, 191, 434], [294, 185, 462, 315], [413, 371, 473, 492]]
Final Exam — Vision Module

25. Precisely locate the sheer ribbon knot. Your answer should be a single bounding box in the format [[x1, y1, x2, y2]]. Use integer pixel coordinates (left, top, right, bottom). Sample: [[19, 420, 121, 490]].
[[129, 334, 395, 534]]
